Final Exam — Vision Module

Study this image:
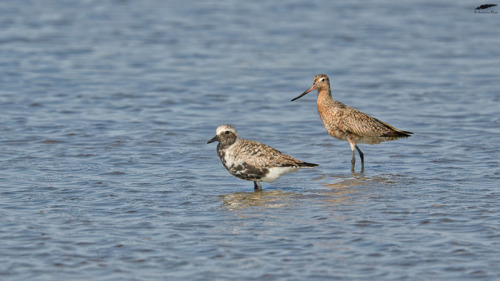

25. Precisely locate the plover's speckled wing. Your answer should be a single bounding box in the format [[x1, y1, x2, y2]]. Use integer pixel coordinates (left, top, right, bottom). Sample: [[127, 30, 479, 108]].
[[233, 139, 312, 168]]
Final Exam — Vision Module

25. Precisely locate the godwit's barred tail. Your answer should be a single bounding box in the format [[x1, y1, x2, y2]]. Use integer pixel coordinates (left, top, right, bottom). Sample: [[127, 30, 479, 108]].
[[292, 74, 412, 172], [207, 124, 318, 191]]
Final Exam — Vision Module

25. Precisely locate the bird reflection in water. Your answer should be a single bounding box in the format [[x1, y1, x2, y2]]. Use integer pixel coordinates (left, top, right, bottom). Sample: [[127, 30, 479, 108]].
[[313, 172, 401, 205], [316, 172, 399, 188], [220, 174, 403, 210], [220, 190, 299, 210], [312, 174, 362, 206]]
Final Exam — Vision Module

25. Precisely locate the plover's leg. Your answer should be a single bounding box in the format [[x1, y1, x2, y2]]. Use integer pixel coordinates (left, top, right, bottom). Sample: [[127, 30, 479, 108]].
[[253, 181, 262, 192], [355, 145, 364, 172]]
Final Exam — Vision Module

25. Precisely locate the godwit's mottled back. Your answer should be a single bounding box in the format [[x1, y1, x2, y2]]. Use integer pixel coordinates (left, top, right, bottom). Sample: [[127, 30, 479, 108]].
[[207, 124, 318, 191], [291, 74, 412, 171]]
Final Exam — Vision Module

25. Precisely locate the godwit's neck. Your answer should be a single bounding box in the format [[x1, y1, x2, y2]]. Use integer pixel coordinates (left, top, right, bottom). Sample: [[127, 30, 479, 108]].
[[317, 89, 333, 103]]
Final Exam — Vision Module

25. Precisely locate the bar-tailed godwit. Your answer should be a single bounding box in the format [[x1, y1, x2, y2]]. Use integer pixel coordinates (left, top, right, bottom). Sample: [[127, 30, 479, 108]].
[[292, 74, 412, 171], [208, 124, 318, 191]]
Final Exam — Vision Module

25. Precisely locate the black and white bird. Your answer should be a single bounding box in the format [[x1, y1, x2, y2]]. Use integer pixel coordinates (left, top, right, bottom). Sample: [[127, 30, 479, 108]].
[[207, 124, 318, 191]]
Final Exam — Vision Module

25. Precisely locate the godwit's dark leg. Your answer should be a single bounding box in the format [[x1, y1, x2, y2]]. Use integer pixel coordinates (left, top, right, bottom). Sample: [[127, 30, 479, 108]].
[[355, 145, 364, 172], [349, 141, 356, 171], [351, 150, 356, 171], [253, 181, 262, 192]]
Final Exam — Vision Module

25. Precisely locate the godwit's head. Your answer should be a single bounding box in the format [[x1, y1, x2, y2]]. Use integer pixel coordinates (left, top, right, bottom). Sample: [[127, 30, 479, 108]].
[[207, 124, 238, 145], [291, 74, 330, 101]]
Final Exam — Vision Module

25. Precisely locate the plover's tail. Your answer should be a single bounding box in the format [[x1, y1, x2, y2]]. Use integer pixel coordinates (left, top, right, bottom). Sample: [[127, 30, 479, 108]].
[[298, 161, 319, 168], [279, 161, 318, 169]]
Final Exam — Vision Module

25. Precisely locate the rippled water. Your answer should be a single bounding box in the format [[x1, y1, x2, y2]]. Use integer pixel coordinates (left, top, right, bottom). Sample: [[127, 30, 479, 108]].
[[1, 0, 499, 280]]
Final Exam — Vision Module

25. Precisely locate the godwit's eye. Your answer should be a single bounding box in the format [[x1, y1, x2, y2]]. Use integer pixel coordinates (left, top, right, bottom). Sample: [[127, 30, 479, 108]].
[[225, 131, 230, 134], [321, 78, 325, 82]]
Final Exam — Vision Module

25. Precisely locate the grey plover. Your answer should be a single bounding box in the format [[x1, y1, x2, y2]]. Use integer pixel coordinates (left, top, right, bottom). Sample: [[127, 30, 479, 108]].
[[291, 74, 412, 172], [207, 124, 318, 191]]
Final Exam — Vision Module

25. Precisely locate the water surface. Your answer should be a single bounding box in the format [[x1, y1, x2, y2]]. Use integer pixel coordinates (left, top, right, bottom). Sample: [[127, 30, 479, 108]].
[[1, 0, 499, 280]]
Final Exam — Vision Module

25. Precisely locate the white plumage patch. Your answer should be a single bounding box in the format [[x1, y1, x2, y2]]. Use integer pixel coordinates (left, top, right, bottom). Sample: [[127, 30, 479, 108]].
[[260, 166, 299, 183], [216, 124, 237, 135]]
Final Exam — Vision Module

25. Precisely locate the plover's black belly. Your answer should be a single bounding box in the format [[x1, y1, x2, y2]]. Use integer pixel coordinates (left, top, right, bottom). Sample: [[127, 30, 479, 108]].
[[226, 162, 269, 182]]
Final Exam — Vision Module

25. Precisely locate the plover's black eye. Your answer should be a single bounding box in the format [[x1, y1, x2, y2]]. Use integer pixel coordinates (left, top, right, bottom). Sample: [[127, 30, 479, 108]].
[[225, 131, 230, 134], [321, 78, 325, 82]]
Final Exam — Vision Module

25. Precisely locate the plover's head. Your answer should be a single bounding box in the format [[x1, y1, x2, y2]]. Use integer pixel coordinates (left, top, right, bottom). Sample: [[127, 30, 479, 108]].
[[291, 74, 330, 101], [207, 124, 238, 145]]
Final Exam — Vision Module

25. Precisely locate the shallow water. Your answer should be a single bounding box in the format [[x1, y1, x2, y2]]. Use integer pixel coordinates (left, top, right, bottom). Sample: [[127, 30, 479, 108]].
[[1, 0, 499, 280]]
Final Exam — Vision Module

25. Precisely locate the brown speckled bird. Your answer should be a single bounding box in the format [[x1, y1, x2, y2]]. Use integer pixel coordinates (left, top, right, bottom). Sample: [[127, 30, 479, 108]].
[[292, 74, 412, 172], [207, 124, 318, 191]]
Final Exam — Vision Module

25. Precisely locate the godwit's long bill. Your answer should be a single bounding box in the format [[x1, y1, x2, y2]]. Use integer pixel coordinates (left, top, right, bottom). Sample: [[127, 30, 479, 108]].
[[291, 74, 412, 172], [208, 124, 318, 191]]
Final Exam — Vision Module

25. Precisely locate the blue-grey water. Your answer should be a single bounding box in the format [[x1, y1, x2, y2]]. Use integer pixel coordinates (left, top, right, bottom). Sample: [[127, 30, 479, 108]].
[[1, 1, 499, 280]]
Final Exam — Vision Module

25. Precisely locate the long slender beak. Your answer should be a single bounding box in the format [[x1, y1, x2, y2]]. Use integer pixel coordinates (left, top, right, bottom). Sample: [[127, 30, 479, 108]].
[[291, 84, 316, 101], [207, 135, 218, 144]]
